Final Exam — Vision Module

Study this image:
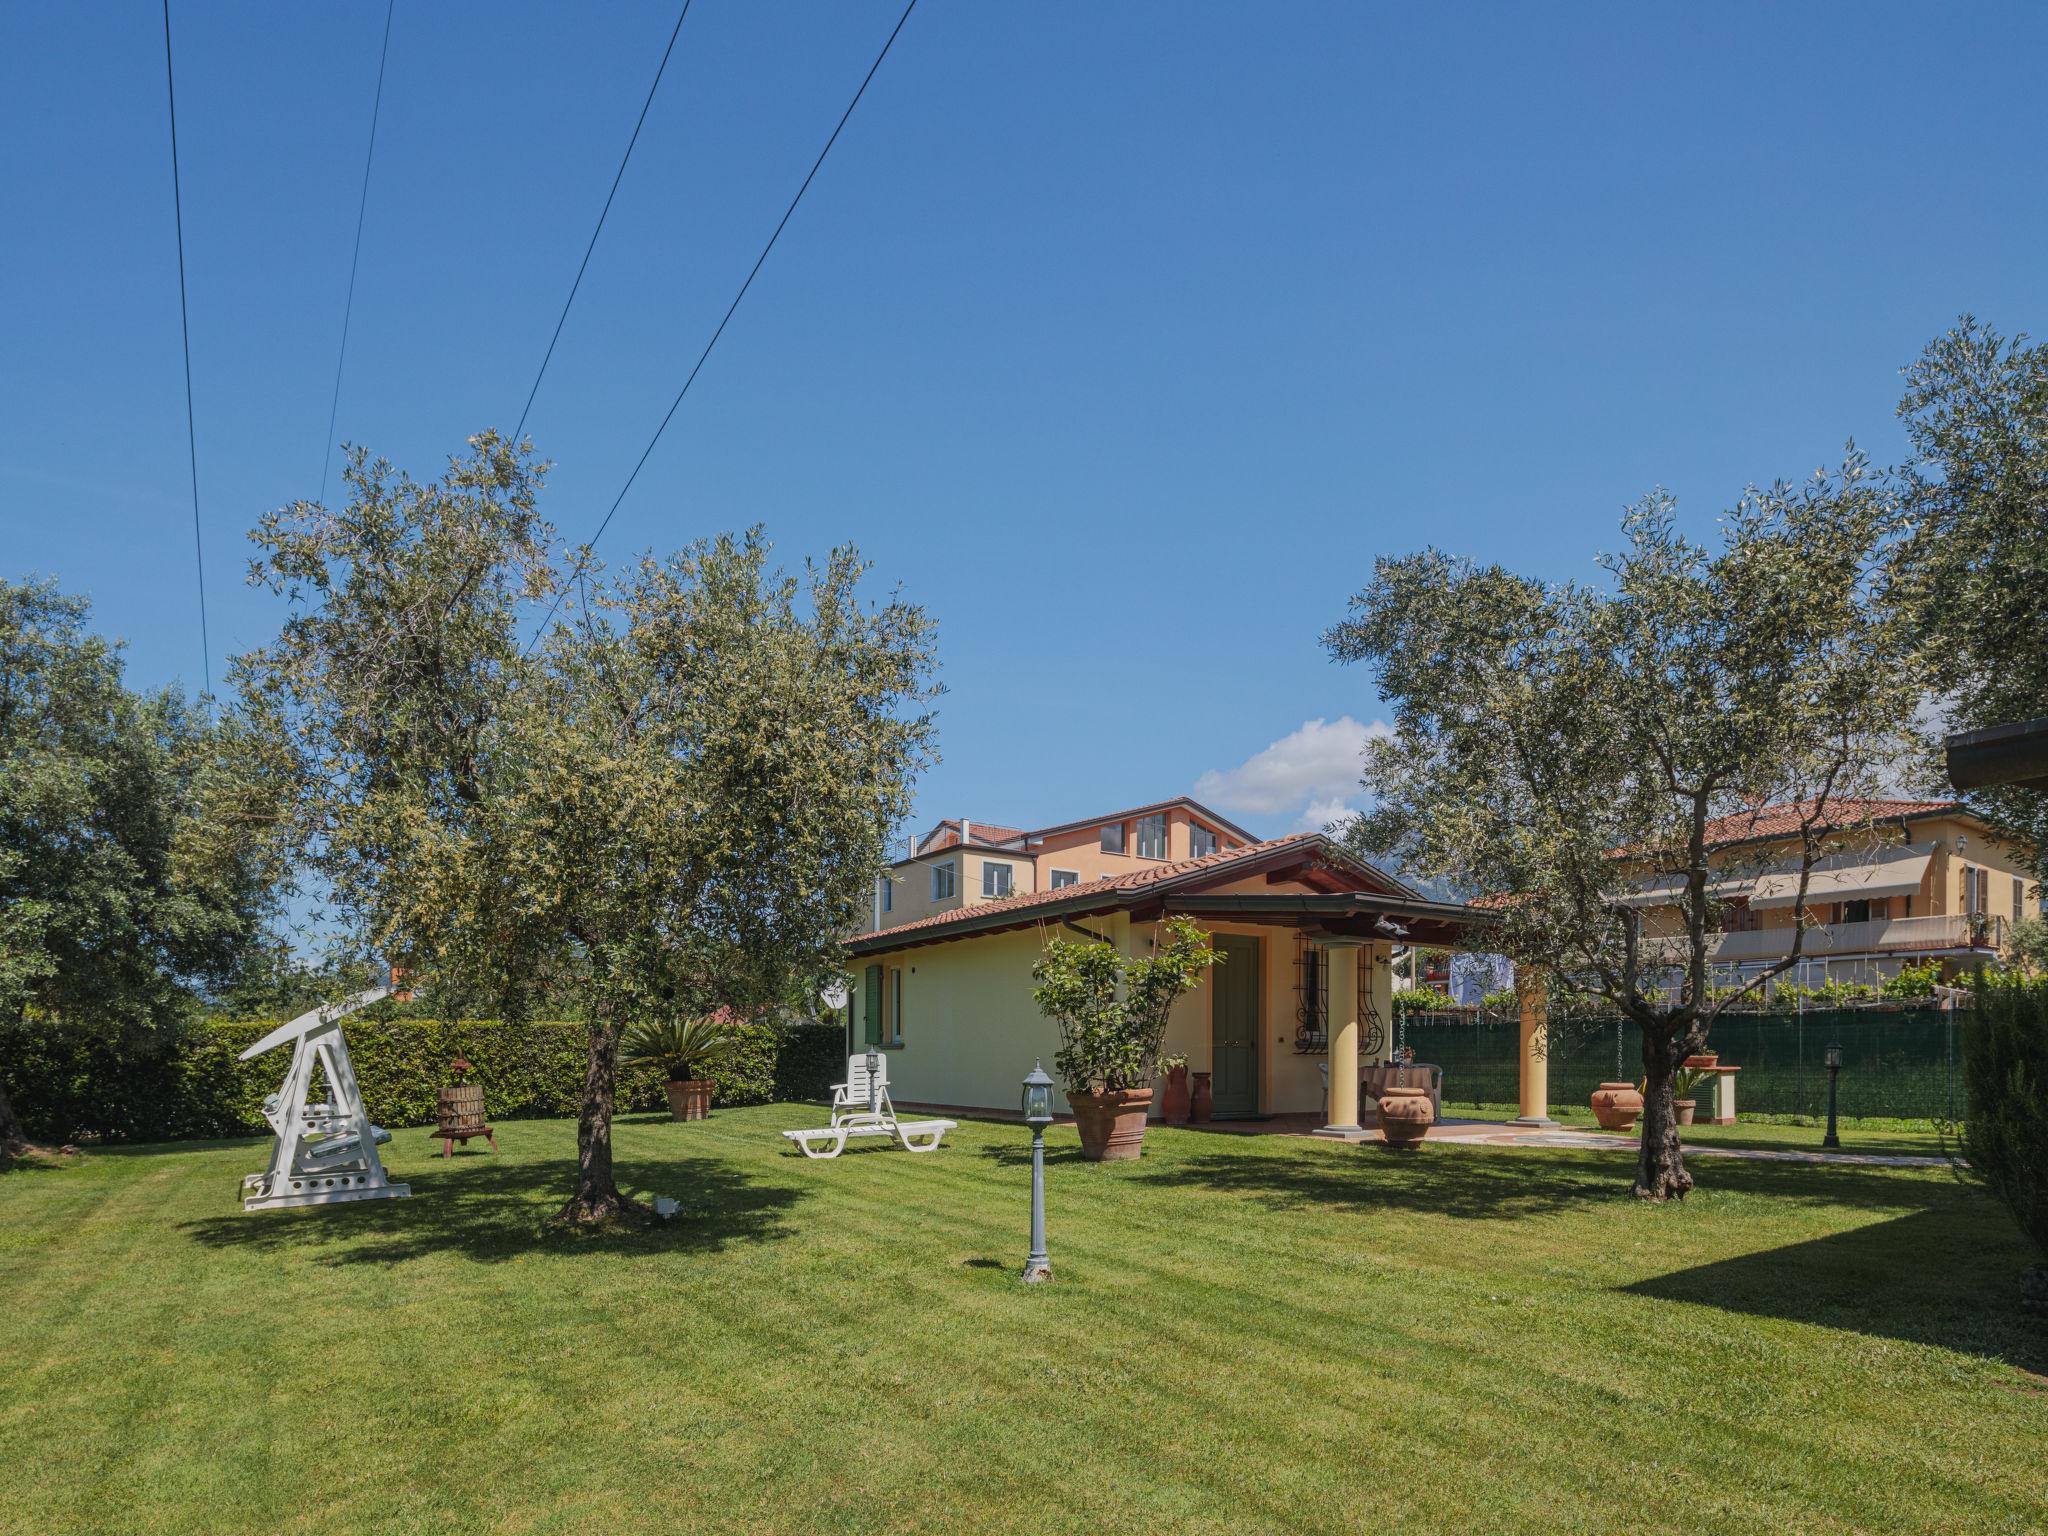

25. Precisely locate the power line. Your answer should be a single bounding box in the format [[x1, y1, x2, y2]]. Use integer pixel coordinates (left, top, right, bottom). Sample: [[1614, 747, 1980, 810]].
[[162, 0, 210, 701], [318, 0, 398, 508], [525, 0, 920, 652], [513, 0, 694, 446]]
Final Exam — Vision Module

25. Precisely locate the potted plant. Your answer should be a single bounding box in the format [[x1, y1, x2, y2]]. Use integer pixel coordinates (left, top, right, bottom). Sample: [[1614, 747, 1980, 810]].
[[1159, 1054, 1192, 1123], [1031, 915, 1218, 1160], [1666, 1064, 1717, 1127], [622, 1013, 744, 1121]]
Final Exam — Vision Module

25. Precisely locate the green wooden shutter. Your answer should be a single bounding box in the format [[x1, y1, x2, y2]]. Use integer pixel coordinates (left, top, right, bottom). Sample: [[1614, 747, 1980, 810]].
[[863, 964, 884, 1046]]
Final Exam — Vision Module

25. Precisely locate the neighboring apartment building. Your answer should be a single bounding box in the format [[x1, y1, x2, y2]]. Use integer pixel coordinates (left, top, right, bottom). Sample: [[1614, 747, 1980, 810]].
[[1624, 797, 2039, 988], [869, 798, 1257, 933]]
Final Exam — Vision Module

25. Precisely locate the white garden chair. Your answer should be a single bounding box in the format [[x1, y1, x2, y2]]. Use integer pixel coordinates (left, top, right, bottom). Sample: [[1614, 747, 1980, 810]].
[[783, 1051, 956, 1159]]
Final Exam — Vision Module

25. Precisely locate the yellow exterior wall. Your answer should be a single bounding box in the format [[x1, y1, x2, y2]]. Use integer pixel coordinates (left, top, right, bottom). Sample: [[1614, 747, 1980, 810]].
[[1629, 812, 2039, 935], [854, 907, 1392, 1118], [876, 849, 1041, 930]]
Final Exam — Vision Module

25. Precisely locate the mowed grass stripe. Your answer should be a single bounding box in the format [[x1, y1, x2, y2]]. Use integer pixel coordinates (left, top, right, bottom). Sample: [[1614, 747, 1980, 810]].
[[1, 1107, 2042, 1535]]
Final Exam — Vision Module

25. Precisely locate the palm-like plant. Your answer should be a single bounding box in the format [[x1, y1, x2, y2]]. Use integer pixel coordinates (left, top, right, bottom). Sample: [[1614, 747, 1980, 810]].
[[620, 1013, 743, 1083]]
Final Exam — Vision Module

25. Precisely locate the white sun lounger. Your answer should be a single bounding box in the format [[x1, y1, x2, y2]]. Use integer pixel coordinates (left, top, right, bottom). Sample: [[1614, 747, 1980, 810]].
[[782, 1051, 957, 1159]]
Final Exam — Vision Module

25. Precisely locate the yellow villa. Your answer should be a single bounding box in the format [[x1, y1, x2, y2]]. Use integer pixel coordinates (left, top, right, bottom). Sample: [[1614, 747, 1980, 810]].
[[841, 797, 1496, 1129], [1622, 797, 2038, 991]]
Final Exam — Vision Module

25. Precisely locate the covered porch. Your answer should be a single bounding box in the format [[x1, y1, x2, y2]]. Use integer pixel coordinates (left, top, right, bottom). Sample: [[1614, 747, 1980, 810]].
[[1138, 879, 1557, 1136]]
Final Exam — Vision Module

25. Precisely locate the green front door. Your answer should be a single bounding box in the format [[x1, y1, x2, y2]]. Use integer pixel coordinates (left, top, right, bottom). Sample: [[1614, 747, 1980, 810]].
[[1210, 934, 1261, 1118]]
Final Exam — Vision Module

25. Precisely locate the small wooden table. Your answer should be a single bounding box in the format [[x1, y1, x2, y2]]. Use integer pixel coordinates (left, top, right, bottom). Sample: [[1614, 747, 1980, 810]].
[[434, 1124, 499, 1157]]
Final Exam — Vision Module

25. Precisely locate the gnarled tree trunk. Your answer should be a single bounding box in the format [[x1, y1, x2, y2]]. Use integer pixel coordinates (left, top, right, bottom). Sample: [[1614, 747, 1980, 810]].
[[1635, 1026, 1692, 1201], [557, 1012, 638, 1224]]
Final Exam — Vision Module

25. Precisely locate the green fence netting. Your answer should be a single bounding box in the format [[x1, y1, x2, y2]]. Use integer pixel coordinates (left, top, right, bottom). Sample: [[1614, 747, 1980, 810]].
[[1398, 1006, 1964, 1121]]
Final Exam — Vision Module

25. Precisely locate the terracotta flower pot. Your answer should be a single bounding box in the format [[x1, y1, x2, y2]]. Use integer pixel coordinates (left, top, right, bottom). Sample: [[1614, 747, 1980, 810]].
[[1589, 1081, 1643, 1132], [1069, 1088, 1153, 1161], [664, 1079, 713, 1121], [1188, 1072, 1214, 1123], [1675, 1099, 1697, 1127], [1377, 1084, 1434, 1150], [1160, 1065, 1191, 1124]]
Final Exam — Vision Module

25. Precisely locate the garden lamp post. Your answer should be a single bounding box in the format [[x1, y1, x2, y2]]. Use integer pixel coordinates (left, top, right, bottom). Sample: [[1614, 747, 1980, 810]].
[[1821, 1042, 1843, 1149], [1021, 1060, 1054, 1282]]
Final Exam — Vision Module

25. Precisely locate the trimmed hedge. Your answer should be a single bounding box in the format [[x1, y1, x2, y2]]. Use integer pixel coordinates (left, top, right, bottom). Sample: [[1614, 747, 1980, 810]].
[[0, 1016, 846, 1144], [1962, 973, 2048, 1260]]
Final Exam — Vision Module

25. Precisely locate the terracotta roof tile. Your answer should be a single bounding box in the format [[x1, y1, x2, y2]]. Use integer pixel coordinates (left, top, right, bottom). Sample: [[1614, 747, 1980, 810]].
[[1696, 797, 1960, 849], [853, 833, 1326, 944]]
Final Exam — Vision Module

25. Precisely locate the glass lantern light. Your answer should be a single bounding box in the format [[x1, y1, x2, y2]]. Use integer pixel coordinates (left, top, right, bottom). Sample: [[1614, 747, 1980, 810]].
[[1022, 1060, 1055, 1126], [1021, 1060, 1054, 1282], [1821, 1042, 1844, 1148]]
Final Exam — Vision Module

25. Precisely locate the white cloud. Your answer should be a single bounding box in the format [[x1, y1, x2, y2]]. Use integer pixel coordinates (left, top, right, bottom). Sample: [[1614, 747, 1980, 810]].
[[1295, 797, 1360, 834], [1193, 716, 1390, 824]]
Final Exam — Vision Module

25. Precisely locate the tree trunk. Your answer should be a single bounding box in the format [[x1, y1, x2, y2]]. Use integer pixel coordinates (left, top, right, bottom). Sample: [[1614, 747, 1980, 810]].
[[1634, 1027, 1692, 1202], [0, 1076, 29, 1157], [555, 1012, 640, 1224]]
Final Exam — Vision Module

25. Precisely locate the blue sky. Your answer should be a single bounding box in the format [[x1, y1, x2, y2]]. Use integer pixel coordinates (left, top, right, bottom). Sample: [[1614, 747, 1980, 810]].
[[4, 0, 2044, 850]]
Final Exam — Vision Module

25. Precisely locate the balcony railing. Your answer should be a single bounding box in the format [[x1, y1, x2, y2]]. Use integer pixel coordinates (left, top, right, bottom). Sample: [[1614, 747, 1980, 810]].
[[1650, 913, 2006, 965]]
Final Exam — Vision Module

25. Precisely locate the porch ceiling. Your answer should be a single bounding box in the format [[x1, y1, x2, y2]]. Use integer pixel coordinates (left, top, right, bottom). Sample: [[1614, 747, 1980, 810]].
[[1143, 891, 1494, 950]]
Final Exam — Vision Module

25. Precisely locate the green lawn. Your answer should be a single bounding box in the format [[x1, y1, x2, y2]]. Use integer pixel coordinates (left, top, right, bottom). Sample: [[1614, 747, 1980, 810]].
[[2, 1108, 2042, 1536]]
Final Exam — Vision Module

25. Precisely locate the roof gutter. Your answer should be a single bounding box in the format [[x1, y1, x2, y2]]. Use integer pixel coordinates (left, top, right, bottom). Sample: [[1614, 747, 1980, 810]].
[[1946, 717, 2048, 794]]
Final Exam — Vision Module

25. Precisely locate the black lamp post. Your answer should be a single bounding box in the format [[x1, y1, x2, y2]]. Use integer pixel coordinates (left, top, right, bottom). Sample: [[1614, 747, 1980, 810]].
[[1821, 1042, 1843, 1149], [1021, 1060, 1054, 1282]]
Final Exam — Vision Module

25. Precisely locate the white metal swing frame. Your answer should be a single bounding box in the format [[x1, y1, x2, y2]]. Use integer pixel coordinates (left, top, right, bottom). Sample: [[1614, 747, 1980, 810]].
[[238, 987, 410, 1212], [781, 1051, 956, 1159]]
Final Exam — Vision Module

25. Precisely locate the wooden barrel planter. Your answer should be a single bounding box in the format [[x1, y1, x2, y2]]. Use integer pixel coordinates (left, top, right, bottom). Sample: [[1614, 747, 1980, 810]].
[[433, 1059, 498, 1157], [438, 1080, 486, 1136]]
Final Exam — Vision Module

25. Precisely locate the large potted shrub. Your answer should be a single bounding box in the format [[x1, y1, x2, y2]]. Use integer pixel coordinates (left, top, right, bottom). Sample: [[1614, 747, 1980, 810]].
[[622, 1013, 743, 1122], [1030, 915, 1218, 1161]]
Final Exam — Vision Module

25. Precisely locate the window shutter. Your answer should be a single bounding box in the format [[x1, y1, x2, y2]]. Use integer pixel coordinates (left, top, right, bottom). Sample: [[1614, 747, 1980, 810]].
[[863, 964, 884, 1046]]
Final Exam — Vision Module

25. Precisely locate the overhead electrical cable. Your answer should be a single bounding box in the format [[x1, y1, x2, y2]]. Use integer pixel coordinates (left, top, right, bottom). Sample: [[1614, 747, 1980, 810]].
[[318, 0, 398, 508], [513, 0, 695, 445], [161, 0, 210, 701], [524, 0, 920, 652]]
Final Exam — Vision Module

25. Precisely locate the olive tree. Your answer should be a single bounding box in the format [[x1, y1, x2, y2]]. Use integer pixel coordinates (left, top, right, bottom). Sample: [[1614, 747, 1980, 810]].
[[1892, 318, 2048, 873], [1325, 458, 1918, 1199], [239, 434, 937, 1221]]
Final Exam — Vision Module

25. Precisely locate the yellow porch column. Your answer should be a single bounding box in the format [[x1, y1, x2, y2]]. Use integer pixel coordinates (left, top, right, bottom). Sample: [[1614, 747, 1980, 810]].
[[1513, 969, 1557, 1127], [1315, 937, 1368, 1138]]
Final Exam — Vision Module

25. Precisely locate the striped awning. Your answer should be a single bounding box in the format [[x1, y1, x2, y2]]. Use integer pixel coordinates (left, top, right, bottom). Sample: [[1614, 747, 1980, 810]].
[[1748, 843, 1932, 909], [1616, 871, 1756, 908]]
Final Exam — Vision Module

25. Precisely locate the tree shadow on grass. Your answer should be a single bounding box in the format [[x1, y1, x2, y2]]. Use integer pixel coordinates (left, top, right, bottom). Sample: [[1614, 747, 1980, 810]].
[[1131, 1142, 1631, 1222], [1125, 1139, 1988, 1225], [1624, 1206, 2048, 1375], [974, 1140, 1094, 1172], [177, 1152, 808, 1267]]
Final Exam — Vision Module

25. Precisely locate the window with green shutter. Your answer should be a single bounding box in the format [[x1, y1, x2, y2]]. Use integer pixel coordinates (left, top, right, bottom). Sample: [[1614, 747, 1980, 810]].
[[863, 964, 883, 1045]]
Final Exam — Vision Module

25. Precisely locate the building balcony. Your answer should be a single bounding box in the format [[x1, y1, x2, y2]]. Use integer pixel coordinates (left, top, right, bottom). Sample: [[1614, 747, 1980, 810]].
[[1651, 912, 2006, 966], [1738, 911, 2002, 962]]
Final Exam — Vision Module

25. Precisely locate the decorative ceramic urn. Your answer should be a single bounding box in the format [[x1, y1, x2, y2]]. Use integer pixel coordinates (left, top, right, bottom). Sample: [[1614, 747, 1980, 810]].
[[1589, 1081, 1644, 1132], [1377, 1084, 1434, 1150]]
